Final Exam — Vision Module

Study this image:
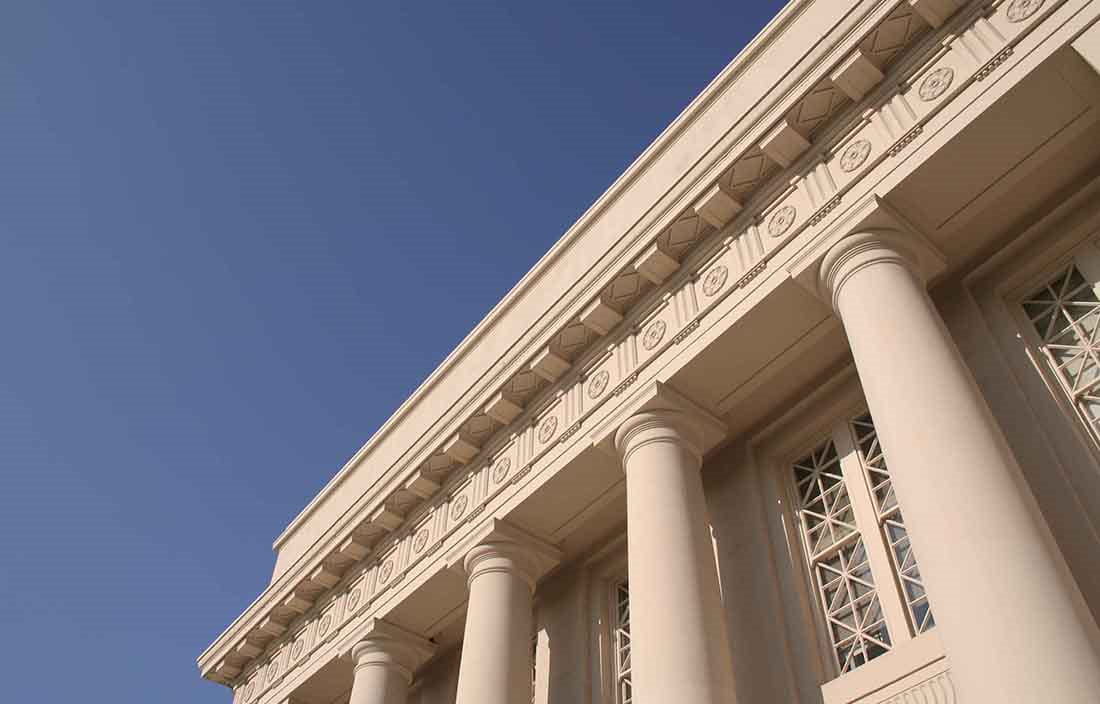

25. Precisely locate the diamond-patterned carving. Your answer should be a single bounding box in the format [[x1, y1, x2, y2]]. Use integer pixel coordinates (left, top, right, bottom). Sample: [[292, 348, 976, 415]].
[[787, 81, 850, 137], [656, 211, 713, 260], [502, 369, 548, 405], [718, 148, 782, 200], [549, 317, 596, 361], [601, 271, 652, 314], [861, 6, 929, 68], [462, 413, 499, 444]]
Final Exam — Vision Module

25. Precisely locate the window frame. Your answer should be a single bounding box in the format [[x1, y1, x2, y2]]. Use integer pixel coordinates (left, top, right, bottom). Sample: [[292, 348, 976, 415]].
[[753, 372, 947, 698], [779, 412, 931, 676], [1010, 238, 1100, 452], [584, 535, 629, 704]]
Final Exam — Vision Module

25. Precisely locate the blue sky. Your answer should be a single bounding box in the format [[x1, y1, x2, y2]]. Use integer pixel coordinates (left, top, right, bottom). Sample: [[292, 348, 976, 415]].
[[0, 2, 782, 701]]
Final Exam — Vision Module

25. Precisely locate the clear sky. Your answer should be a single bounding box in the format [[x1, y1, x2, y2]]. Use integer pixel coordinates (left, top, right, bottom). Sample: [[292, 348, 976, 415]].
[[0, 1, 783, 701]]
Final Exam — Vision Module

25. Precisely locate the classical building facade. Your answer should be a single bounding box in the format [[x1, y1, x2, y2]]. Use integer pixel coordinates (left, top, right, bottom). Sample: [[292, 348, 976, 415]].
[[198, 1, 1100, 702]]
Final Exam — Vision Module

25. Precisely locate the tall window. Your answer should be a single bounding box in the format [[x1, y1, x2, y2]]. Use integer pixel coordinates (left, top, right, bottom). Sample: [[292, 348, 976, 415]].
[[1022, 259, 1100, 442], [790, 411, 934, 675], [611, 580, 632, 704]]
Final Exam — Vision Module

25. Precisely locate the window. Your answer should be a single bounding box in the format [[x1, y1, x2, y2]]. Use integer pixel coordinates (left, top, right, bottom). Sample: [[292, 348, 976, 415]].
[[1022, 256, 1100, 444], [789, 411, 934, 675], [530, 631, 537, 704], [611, 580, 632, 704]]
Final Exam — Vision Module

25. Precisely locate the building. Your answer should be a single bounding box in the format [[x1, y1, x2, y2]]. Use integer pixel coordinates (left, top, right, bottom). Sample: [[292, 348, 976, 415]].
[[197, 1, 1100, 702]]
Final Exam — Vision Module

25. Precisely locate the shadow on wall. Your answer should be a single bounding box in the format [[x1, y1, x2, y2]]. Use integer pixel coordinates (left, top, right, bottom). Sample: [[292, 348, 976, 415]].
[[702, 440, 821, 704]]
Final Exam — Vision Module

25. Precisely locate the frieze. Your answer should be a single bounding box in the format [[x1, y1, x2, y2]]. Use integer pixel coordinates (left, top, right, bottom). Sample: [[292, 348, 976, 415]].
[[537, 415, 559, 444], [641, 319, 667, 351], [918, 66, 955, 101], [701, 264, 729, 297], [214, 1, 1064, 695], [587, 370, 611, 399], [767, 205, 797, 238], [1007, 0, 1044, 22], [491, 457, 512, 484], [413, 528, 430, 554], [838, 139, 872, 173]]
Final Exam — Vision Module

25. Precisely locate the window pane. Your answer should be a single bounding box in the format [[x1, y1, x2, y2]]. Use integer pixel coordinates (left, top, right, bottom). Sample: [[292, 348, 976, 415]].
[[792, 438, 891, 673], [1024, 263, 1100, 430], [613, 580, 632, 703], [850, 413, 936, 634]]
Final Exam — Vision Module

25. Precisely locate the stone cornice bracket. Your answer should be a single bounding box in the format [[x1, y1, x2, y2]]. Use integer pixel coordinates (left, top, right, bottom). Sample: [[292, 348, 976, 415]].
[[445, 518, 562, 590], [344, 618, 436, 684], [590, 380, 727, 461], [784, 194, 946, 309]]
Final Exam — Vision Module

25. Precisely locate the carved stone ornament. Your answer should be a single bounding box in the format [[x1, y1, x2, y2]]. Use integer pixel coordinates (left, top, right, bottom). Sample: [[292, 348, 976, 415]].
[[839, 139, 872, 173], [492, 456, 512, 483], [347, 587, 361, 610], [642, 319, 667, 351], [243, 683, 254, 701], [291, 639, 304, 660], [702, 264, 729, 297], [768, 205, 797, 238], [318, 613, 332, 636], [267, 660, 278, 682], [413, 527, 430, 553], [538, 415, 559, 444], [587, 370, 610, 399], [1006, 0, 1043, 22], [451, 493, 469, 520], [379, 559, 394, 584], [919, 66, 954, 102]]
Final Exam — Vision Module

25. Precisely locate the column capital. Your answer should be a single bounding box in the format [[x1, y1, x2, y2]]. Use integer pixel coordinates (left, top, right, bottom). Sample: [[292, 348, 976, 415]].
[[614, 409, 705, 467], [346, 618, 435, 684], [818, 229, 924, 310], [445, 519, 562, 590], [784, 194, 945, 308], [591, 380, 727, 460]]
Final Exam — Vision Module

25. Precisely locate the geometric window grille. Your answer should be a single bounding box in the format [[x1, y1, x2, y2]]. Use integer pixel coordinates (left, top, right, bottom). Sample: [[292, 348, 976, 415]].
[[612, 580, 632, 704], [1022, 262, 1100, 440], [792, 439, 892, 673], [531, 632, 538, 704], [850, 414, 935, 634]]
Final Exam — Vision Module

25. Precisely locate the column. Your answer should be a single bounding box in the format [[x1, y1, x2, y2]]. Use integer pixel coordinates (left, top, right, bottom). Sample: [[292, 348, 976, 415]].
[[453, 522, 559, 704], [614, 410, 738, 704], [819, 230, 1100, 702], [348, 619, 434, 704]]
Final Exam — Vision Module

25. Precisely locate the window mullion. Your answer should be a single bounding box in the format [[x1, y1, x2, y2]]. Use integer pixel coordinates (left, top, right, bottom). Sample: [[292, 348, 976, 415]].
[[832, 420, 913, 644]]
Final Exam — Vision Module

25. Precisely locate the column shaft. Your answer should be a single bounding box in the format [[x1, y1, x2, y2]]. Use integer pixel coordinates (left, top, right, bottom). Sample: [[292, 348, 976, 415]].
[[347, 620, 433, 704], [616, 411, 738, 704], [825, 232, 1100, 702], [454, 545, 535, 704], [348, 655, 409, 704]]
